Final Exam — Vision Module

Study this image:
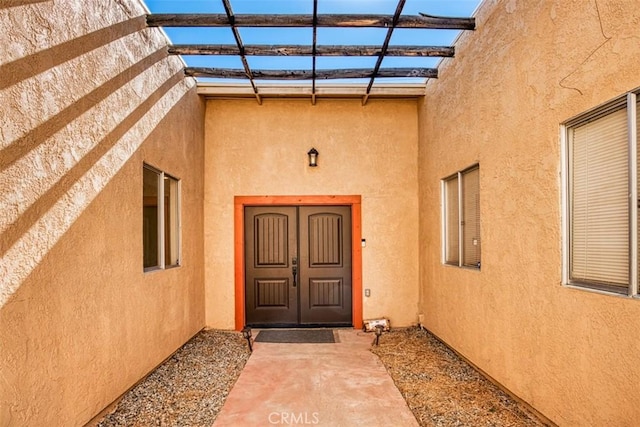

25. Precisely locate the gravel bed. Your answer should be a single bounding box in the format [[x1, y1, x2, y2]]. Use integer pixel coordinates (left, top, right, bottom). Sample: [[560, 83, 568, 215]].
[[96, 327, 547, 427], [96, 330, 250, 427], [371, 327, 548, 427]]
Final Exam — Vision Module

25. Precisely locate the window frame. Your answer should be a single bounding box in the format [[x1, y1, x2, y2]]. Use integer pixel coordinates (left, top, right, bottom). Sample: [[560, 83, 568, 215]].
[[441, 164, 481, 270], [561, 91, 639, 297], [143, 163, 182, 272]]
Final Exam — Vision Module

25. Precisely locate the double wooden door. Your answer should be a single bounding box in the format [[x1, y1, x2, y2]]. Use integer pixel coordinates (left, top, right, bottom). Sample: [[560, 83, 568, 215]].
[[244, 206, 352, 327]]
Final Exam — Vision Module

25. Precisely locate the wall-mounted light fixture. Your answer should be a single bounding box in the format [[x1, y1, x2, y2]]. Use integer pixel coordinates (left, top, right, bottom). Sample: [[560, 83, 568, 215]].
[[307, 148, 319, 167]]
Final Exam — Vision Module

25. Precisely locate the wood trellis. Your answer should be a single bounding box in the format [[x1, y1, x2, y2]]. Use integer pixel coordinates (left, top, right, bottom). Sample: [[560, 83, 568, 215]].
[[146, 0, 475, 104]]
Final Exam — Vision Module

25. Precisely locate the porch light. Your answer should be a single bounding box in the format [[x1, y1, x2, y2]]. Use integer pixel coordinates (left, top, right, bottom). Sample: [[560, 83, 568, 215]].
[[307, 148, 319, 167], [241, 326, 253, 352]]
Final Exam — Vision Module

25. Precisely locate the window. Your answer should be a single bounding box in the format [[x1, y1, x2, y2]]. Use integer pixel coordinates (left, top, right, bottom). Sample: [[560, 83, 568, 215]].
[[143, 164, 180, 271], [443, 165, 481, 268], [563, 92, 639, 296]]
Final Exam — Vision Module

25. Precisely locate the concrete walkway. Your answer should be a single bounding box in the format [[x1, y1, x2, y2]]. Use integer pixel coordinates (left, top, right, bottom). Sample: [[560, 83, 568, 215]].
[[213, 329, 419, 427]]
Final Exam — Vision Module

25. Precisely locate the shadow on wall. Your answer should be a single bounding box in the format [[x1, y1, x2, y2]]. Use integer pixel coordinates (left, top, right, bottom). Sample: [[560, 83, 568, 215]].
[[0, 0, 53, 10], [0, 17, 146, 92], [0, 13, 191, 308], [0, 17, 155, 171]]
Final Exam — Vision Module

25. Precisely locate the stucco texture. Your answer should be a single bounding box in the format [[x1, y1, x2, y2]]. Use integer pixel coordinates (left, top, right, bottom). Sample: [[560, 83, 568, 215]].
[[0, 1, 205, 425], [204, 99, 420, 330], [418, 0, 640, 425]]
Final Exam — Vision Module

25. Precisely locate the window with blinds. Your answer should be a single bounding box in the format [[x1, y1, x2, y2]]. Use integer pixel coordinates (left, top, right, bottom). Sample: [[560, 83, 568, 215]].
[[443, 165, 480, 269], [444, 176, 460, 265], [564, 92, 639, 296]]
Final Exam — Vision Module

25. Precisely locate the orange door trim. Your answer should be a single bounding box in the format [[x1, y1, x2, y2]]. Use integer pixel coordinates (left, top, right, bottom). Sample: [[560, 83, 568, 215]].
[[234, 195, 363, 331]]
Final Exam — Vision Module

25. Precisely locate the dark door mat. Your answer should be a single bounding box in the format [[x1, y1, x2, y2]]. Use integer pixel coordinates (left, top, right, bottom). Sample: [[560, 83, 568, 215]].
[[255, 329, 335, 343]]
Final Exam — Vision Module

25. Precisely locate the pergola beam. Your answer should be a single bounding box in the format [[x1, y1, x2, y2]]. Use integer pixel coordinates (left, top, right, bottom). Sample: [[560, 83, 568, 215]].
[[364, 0, 406, 105], [147, 13, 475, 30], [311, 0, 318, 104], [220, 0, 261, 104], [169, 44, 455, 57], [185, 67, 438, 80], [147, 5, 476, 101]]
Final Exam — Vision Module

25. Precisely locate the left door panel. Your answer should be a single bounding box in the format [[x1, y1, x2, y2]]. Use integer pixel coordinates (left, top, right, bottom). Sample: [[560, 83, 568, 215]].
[[245, 206, 298, 326]]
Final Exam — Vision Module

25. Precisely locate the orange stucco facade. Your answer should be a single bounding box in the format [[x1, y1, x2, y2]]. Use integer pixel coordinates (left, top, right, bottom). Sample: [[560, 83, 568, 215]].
[[2, 0, 640, 425], [418, 1, 640, 425], [203, 99, 420, 330], [1, 1, 205, 425]]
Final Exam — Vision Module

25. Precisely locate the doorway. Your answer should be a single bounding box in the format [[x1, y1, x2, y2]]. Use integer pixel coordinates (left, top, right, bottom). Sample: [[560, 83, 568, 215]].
[[244, 205, 352, 327]]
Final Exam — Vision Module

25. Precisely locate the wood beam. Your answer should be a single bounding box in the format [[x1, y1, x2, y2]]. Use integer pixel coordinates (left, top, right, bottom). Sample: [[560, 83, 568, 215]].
[[221, 0, 261, 104], [185, 67, 437, 80], [147, 13, 475, 30], [311, 0, 318, 105], [364, 0, 406, 105], [169, 44, 454, 57]]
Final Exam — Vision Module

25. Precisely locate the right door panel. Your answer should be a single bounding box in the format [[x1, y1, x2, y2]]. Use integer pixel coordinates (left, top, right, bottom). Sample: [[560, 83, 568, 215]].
[[299, 206, 352, 325]]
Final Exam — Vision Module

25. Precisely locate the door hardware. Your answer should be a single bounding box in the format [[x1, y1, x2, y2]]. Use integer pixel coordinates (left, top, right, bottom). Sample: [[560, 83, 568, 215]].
[[292, 257, 297, 287]]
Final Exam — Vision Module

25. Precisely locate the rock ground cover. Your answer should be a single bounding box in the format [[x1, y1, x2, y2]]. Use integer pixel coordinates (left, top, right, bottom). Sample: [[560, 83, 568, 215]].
[[96, 328, 547, 426], [96, 330, 250, 426], [371, 327, 548, 427]]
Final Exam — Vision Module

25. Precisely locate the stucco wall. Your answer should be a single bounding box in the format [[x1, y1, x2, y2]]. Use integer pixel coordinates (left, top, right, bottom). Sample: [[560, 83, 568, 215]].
[[0, 1, 205, 425], [204, 99, 419, 329], [418, 0, 640, 425]]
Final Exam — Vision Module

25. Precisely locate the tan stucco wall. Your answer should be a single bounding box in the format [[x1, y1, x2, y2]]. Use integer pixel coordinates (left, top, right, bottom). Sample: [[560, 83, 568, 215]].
[[418, 0, 640, 425], [0, 1, 205, 425], [204, 99, 419, 329]]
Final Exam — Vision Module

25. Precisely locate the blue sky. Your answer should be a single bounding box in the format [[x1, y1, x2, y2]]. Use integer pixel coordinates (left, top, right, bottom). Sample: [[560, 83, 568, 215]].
[[143, 0, 482, 84]]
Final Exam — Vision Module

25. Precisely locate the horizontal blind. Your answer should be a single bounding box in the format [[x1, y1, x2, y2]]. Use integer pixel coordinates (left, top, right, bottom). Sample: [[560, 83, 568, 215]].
[[445, 176, 459, 264], [164, 176, 180, 267], [571, 107, 628, 287], [637, 99, 640, 291], [462, 167, 480, 267]]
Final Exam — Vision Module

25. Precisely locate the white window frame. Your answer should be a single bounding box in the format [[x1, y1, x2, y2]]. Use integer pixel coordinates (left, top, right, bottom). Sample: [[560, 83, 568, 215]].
[[441, 164, 481, 269], [143, 163, 182, 272], [562, 91, 639, 297]]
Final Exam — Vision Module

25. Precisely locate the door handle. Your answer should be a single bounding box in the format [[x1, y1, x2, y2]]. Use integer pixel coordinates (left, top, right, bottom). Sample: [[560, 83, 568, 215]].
[[292, 257, 297, 287]]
